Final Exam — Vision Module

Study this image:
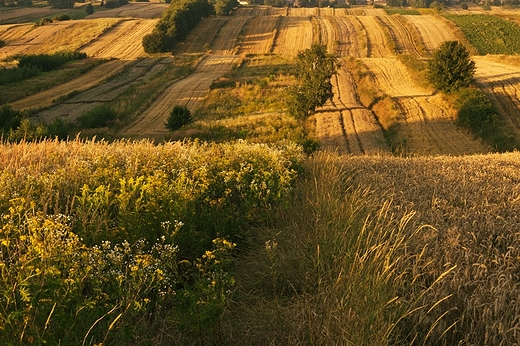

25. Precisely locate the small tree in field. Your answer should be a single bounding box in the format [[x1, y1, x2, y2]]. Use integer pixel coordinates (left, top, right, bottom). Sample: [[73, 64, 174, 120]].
[[86, 3, 93, 14], [427, 41, 475, 92], [165, 105, 192, 131], [288, 43, 339, 119]]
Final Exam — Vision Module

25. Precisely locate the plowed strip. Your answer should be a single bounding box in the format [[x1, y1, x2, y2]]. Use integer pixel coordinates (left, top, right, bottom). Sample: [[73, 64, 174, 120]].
[[177, 17, 228, 54], [238, 15, 279, 55], [10, 60, 131, 111], [121, 55, 236, 139], [272, 16, 313, 56], [356, 15, 392, 58], [363, 57, 489, 155], [474, 56, 520, 136], [211, 12, 252, 55], [36, 58, 171, 123], [405, 15, 457, 54], [80, 19, 158, 59]]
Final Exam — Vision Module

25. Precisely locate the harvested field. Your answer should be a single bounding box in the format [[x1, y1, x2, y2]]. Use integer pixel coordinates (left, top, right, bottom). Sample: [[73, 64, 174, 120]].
[[120, 55, 237, 139], [363, 57, 489, 155], [211, 11, 252, 55], [238, 14, 279, 55], [404, 14, 457, 54], [0, 19, 119, 60], [80, 19, 158, 59], [313, 16, 336, 51], [86, 2, 168, 19], [0, 6, 59, 24], [177, 17, 228, 54], [328, 15, 365, 58], [377, 15, 422, 57], [10, 59, 131, 111], [315, 65, 391, 155], [473, 56, 520, 136], [356, 15, 393, 58], [272, 16, 313, 56], [36, 58, 172, 123]]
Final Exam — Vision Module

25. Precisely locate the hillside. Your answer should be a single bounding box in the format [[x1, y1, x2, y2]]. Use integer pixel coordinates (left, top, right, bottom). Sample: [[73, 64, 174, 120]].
[[3, 2, 520, 345]]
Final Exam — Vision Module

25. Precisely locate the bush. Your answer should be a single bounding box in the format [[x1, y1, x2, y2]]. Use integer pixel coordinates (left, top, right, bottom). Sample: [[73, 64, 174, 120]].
[[142, 30, 168, 54], [48, 0, 74, 8], [53, 14, 70, 21], [105, 0, 128, 8], [427, 41, 475, 92], [0, 65, 40, 85], [0, 40, 4, 48], [16, 0, 32, 6], [85, 2, 93, 13], [461, 2, 468, 9], [76, 104, 117, 128], [18, 51, 87, 72], [36, 17, 53, 26], [0, 105, 22, 134], [165, 105, 192, 130]]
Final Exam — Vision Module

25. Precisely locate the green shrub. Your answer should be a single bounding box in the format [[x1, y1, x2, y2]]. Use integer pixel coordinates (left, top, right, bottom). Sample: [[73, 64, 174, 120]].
[[0, 65, 40, 85], [0, 40, 5, 48], [18, 51, 87, 72], [77, 104, 117, 128], [165, 105, 192, 130], [427, 41, 475, 92], [53, 14, 70, 21], [142, 30, 168, 54], [461, 2, 468, 9], [0, 105, 22, 134], [36, 17, 53, 26], [48, 0, 74, 8], [85, 2, 93, 14]]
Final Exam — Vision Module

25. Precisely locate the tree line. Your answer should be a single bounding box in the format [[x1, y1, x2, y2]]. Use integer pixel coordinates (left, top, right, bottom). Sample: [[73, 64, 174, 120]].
[[142, 0, 238, 54]]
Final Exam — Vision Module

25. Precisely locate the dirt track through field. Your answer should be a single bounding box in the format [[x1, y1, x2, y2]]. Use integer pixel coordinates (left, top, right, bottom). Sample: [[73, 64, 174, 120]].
[[473, 56, 520, 136], [120, 55, 236, 139], [363, 57, 489, 155], [328, 15, 365, 58], [10, 59, 131, 111], [356, 15, 392, 58], [80, 19, 157, 59]]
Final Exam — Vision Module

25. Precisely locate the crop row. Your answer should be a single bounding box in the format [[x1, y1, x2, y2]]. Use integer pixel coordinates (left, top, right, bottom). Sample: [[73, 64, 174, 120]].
[[444, 14, 520, 55]]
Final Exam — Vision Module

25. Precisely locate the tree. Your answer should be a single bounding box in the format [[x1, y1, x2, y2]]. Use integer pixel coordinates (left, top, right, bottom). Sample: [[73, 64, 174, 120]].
[[288, 43, 339, 119], [165, 105, 192, 131], [427, 41, 475, 92], [85, 3, 94, 14]]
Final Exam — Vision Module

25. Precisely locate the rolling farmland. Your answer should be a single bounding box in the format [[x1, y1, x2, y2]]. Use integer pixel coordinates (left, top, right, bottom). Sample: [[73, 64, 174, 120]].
[[2, 5, 520, 154]]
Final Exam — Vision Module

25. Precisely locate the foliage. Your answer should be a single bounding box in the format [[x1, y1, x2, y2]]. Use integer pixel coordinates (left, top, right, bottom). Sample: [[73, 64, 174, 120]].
[[0, 105, 22, 135], [18, 51, 87, 72], [0, 65, 41, 85], [105, 0, 128, 8], [0, 39, 4, 48], [165, 105, 192, 131], [86, 2, 93, 14], [461, 2, 468, 9], [0, 139, 303, 344], [427, 41, 475, 92], [453, 87, 517, 151], [53, 14, 70, 20], [287, 43, 339, 119], [212, 0, 238, 15], [36, 17, 53, 26], [142, 0, 214, 53], [444, 14, 520, 55], [77, 104, 117, 128], [48, 0, 74, 9]]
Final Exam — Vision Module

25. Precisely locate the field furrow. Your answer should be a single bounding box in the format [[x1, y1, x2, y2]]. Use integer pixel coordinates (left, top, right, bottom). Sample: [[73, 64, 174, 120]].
[[238, 15, 279, 55], [377, 15, 421, 57], [80, 19, 157, 59], [474, 56, 520, 136], [315, 110, 351, 154], [10, 59, 132, 111], [356, 15, 392, 58], [272, 16, 313, 56], [328, 15, 364, 58], [120, 55, 236, 139], [404, 15, 457, 54], [314, 16, 336, 51], [211, 11, 252, 55]]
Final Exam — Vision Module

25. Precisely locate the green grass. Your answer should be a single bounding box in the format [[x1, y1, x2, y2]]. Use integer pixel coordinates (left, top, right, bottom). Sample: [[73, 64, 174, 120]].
[[443, 13, 520, 54], [384, 7, 421, 15]]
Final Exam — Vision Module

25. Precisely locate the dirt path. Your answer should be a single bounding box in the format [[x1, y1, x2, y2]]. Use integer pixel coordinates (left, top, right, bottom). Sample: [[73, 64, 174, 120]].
[[473, 56, 520, 136], [404, 15, 457, 55], [86, 2, 167, 19], [10, 59, 131, 111], [316, 65, 391, 155], [120, 55, 236, 139], [0, 19, 119, 60], [80, 19, 158, 59], [272, 15, 313, 56], [363, 57, 489, 155], [356, 15, 392, 58]]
